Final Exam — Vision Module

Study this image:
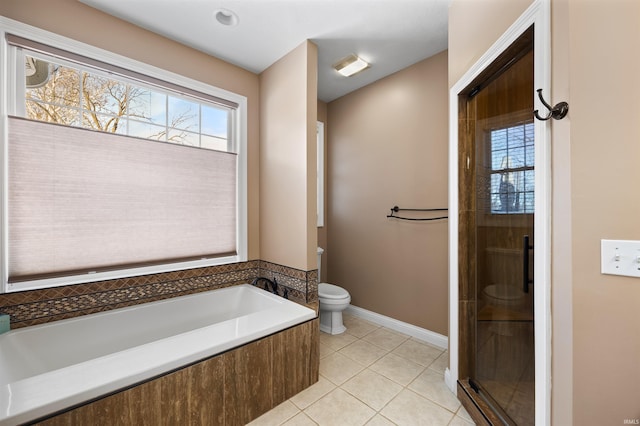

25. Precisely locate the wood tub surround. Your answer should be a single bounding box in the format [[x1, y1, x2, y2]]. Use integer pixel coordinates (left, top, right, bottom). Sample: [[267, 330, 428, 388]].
[[33, 318, 319, 426]]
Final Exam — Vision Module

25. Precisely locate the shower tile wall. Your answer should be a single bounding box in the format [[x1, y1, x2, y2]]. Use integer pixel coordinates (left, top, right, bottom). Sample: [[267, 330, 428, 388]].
[[0, 260, 318, 329]]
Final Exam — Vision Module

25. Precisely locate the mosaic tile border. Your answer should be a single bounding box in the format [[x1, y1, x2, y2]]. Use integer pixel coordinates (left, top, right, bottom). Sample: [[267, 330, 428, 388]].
[[0, 260, 318, 329], [258, 261, 318, 305]]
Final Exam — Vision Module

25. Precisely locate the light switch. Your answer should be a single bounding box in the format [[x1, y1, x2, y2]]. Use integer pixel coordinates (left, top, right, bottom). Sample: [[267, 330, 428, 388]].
[[601, 239, 640, 278]]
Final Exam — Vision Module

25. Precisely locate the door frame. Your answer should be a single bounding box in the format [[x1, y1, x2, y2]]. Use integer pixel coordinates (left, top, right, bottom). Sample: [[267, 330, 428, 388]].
[[445, 1, 551, 424]]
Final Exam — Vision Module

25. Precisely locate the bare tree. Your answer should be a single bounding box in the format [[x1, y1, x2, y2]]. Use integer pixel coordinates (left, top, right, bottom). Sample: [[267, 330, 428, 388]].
[[25, 59, 197, 144], [26, 65, 80, 126]]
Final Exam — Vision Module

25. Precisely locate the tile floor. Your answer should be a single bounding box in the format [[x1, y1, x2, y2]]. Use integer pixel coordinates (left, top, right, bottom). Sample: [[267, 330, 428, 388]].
[[249, 314, 474, 426]]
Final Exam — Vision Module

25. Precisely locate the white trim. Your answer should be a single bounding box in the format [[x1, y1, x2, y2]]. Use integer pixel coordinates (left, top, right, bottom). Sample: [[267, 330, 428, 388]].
[[533, 2, 552, 425], [446, 71, 459, 391], [346, 304, 448, 350], [0, 29, 8, 294], [317, 121, 325, 228], [447, 1, 552, 425], [0, 17, 248, 293]]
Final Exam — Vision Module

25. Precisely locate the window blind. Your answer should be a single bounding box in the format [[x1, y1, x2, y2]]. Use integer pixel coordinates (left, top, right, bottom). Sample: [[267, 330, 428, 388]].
[[8, 116, 237, 282]]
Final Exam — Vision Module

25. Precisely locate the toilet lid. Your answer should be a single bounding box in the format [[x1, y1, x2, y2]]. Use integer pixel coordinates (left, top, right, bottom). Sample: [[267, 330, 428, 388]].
[[318, 283, 349, 300]]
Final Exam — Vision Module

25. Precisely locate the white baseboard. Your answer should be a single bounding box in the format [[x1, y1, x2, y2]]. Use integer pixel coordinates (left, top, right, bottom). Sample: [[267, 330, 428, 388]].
[[345, 304, 448, 350]]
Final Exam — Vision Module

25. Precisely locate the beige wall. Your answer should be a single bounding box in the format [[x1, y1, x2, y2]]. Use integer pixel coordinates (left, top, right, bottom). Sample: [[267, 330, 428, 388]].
[[259, 41, 318, 271], [565, 0, 640, 423], [448, 0, 534, 86], [327, 51, 449, 335], [0, 0, 262, 260], [550, 1, 573, 424], [450, 0, 640, 424]]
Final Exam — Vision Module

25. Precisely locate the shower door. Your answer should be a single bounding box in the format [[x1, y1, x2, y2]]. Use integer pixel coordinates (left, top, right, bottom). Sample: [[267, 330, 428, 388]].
[[467, 29, 535, 425]]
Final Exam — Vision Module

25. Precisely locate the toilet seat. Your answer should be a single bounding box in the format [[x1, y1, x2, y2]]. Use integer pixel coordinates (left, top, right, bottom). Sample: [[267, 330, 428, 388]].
[[319, 283, 349, 300], [483, 284, 522, 301], [483, 284, 525, 309]]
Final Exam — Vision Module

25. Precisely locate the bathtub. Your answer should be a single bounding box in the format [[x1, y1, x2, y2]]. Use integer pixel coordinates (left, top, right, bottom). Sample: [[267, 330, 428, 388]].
[[0, 284, 316, 425]]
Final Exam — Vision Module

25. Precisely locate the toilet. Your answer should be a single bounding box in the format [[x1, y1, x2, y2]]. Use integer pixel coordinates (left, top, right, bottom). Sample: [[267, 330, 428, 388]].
[[482, 247, 526, 308], [317, 247, 351, 335], [482, 284, 525, 308]]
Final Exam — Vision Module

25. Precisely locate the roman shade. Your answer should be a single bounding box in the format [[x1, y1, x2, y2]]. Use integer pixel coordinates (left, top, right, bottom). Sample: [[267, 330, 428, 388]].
[[8, 116, 237, 282]]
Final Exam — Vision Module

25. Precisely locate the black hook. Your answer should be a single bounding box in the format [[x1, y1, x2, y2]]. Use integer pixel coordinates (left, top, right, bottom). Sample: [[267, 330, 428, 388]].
[[533, 88, 568, 121]]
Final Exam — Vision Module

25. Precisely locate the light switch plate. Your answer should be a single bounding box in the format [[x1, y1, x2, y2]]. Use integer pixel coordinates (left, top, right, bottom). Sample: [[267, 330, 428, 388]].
[[601, 239, 640, 278]]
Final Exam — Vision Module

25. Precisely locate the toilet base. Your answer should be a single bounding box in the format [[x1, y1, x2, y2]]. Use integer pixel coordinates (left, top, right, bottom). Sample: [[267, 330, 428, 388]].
[[319, 310, 346, 335]]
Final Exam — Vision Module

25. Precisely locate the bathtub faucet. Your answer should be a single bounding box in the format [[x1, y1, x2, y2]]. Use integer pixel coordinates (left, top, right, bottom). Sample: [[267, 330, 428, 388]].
[[252, 277, 278, 295]]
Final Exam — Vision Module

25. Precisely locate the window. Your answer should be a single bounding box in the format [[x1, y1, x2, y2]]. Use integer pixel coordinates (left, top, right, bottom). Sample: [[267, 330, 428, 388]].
[[1, 25, 247, 292], [21, 50, 233, 152], [488, 121, 535, 214]]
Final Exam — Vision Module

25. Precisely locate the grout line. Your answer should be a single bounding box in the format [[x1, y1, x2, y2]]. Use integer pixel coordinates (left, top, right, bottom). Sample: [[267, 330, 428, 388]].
[[262, 326, 457, 426]]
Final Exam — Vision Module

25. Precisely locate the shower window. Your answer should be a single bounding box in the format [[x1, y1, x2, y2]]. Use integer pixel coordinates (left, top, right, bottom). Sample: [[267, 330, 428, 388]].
[[488, 121, 535, 214]]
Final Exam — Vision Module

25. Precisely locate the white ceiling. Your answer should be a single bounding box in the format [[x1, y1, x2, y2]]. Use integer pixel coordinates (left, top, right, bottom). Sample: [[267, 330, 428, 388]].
[[79, 0, 450, 102]]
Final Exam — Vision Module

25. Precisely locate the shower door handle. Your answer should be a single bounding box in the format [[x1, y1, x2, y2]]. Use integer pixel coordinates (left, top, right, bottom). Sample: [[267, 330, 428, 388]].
[[523, 235, 533, 293]]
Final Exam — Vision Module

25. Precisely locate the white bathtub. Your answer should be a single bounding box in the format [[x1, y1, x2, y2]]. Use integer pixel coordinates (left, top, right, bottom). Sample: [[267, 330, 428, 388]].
[[0, 284, 316, 425]]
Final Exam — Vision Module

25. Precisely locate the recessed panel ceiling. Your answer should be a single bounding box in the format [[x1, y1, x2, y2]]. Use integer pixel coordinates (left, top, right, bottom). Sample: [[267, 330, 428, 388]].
[[79, 0, 449, 102]]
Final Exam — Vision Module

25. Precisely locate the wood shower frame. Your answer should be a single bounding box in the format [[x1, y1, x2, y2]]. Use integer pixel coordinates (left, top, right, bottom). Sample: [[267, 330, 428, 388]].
[[457, 28, 534, 426], [446, 1, 552, 424]]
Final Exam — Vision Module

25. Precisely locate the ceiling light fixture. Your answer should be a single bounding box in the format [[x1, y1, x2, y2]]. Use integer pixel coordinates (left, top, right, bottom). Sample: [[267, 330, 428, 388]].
[[333, 54, 370, 77], [215, 9, 239, 26]]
